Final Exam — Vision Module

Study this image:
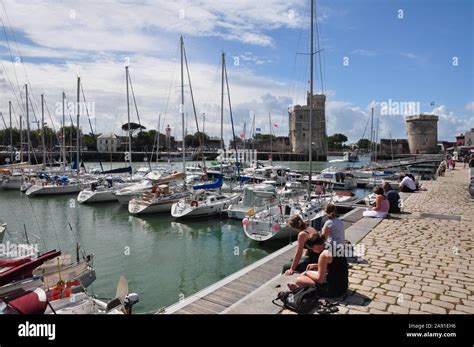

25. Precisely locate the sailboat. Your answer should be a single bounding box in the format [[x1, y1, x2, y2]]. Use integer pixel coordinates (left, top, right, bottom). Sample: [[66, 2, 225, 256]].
[[128, 172, 190, 214], [0, 223, 6, 243], [171, 47, 242, 219], [242, 0, 327, 241], [26, 78, 86, 196]]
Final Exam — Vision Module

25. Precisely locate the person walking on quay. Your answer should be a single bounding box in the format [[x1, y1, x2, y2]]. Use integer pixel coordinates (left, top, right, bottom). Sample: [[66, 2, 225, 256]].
[[282, 215, 319, 275]]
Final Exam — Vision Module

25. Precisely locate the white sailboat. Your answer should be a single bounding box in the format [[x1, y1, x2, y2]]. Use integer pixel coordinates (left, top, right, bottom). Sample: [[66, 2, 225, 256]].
[[171, 190, 241, 219], [26, 77, 85, 196], [129, 185, 191, 214], [0, 223, 6, 243], [243, 0, 328, 242]]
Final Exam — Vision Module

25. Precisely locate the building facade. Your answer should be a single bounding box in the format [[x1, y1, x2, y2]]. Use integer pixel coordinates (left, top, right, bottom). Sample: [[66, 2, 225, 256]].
[[97, 133, 120, 153], [288, 93, 328, 160], [405, 114, 439, 154], [464, 129, 474, 147]]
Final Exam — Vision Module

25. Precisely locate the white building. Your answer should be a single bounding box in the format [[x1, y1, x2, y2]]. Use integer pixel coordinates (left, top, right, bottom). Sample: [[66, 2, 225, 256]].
[[97, 133, 120, 152]]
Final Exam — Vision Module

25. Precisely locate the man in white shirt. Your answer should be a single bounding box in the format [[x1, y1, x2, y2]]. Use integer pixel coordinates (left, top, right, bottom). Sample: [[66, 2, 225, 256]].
[[399, 175, 417, 192]]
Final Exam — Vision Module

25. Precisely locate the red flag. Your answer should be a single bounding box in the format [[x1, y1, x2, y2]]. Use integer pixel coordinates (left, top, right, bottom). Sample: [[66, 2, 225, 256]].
[[239, 134, 245, 139]]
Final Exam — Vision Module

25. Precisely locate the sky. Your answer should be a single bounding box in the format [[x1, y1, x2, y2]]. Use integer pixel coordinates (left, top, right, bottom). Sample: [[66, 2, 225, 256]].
[[0, 0, 472, 143]]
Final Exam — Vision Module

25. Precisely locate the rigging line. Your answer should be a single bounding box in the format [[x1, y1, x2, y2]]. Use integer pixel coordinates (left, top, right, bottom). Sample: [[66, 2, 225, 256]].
[[159, 43, 180, 127], [127, 71, 142, 129], [287, 0, 309, 106], [182, 41, 205, 168], [202, 57, 221, 114], [224, 58, 240, 180], [0, 0, 36, 102], [25, 89, 39, 164], [80, 83, 104, 171], [314, 0, 324, 93], [0, 59, 24, 120], [0, 14, 23, 111], [1, 1, 44, 134], [25, 198, 52, 252]]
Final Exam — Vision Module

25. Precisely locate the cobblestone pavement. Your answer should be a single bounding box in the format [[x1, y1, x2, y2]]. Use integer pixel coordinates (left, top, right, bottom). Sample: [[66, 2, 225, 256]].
[[334, 168, 473, 314]]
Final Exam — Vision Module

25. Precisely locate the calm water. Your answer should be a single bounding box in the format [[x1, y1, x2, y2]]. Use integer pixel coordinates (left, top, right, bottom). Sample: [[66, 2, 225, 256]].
[[0, 157, 370, 313]]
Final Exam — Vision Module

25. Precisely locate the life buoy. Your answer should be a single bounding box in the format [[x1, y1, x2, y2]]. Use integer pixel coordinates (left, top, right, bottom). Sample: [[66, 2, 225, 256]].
[[191, 200, 198, 207]]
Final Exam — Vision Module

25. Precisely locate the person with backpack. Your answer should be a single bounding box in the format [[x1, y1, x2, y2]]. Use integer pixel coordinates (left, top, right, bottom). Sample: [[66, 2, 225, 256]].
[[287, 233, 348, 298], [282, 215, 319, 275]]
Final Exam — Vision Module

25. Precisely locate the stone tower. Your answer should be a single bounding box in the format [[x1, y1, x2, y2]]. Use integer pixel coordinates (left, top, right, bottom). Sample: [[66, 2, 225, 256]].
[[288, 93, 327, 161], [405, 114, 439, 154]]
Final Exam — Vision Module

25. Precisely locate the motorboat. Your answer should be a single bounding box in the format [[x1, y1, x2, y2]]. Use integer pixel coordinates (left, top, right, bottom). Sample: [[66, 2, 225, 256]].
[[227, 184, 277, 220]]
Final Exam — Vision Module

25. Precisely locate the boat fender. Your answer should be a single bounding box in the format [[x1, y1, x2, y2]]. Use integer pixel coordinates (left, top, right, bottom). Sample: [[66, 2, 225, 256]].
[[247, 208, 254, 217], [191, 200, 198, 207]]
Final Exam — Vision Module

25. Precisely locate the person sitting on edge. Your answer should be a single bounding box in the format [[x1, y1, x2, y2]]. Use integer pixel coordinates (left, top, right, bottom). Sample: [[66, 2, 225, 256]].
[[363, 186, 390, 218], [383, 182, 401, 213], [283, 215, 318, 275], [399, 174, 417, 193], [287, 233, 348, 298], [321, 204, 345, 245]]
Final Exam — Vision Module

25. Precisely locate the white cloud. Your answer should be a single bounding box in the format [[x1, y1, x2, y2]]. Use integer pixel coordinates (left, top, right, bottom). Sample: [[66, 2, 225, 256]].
[[350, 49, 376, 56], [465, 101, 474, 112], [0, 0, 309, 52], [430, 105, 474, 140]]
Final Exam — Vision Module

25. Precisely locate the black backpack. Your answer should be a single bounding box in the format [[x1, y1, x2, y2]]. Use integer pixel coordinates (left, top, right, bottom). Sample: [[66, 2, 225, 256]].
[[272, 287, 320, 314]]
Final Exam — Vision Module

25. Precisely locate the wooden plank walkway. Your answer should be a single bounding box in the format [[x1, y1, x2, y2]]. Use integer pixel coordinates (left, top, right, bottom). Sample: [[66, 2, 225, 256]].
[[161, 206, 380, 315]]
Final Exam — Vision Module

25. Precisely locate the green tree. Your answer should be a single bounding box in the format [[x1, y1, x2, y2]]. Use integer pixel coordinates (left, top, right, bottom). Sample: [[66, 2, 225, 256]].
[[254, 133, 275, 141], [121, 122, 146, 136], [328, 133, 348, 150], [83, 134, 97, 151], [357, 138, 372, 150]]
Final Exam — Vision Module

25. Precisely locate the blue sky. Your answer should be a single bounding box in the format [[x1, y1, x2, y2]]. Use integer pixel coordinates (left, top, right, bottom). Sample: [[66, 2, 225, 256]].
[[0, 0, 472, 143]]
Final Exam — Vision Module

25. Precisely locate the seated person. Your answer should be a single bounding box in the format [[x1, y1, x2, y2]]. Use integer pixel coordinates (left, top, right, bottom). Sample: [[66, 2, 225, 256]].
[[383, 182, 401, 213], [321, 203, 345, 245], [363, 186, 389, 218], [399, 174, 417, 192], [287, 233, 348, 298], [283, 215, 319, 275]]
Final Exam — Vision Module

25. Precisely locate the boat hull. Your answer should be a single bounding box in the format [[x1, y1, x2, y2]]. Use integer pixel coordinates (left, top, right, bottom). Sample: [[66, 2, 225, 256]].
[[77, 190, 118, 203], [26, 184, 82, 196]]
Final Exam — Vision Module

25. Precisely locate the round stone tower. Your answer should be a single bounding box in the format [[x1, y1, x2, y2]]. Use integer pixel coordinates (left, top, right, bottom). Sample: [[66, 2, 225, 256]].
[[405, 114, 439, 154]]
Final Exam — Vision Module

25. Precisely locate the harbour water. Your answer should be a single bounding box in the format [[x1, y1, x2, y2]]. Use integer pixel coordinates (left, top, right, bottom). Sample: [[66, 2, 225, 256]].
[[0, 157, 371, 313]]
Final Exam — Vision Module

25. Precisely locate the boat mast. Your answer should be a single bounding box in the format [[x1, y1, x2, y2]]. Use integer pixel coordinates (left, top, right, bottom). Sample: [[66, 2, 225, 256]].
[[243, 122, 246, 153], [19, 114, 23, 162], [156, 113, 161, 164], [126, 66, 132, 170], [375, 117, 379, 162], [76, 76, 80, 175], [41, 94, 46, 169], [220, 52, 225, 176], [25, 84, 30, 163], [269, 112, 273, 165], [9, 101, 12, 163], [252, 114, 255, 162], [62, 92, 66, 169], [370, 107, 374, 166], [307, 0, 314, 201], [180, 35, 185, 174]]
